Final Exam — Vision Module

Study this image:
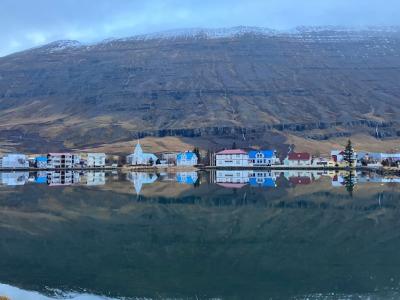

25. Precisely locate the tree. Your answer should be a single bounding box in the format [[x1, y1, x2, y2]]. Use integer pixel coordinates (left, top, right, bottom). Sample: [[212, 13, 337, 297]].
[[193, 147, 200, 161], [148, 157, 154, 166], [232, 141, 237, 149], [343, 171, 355, 197], [343, 140, 355, 168]]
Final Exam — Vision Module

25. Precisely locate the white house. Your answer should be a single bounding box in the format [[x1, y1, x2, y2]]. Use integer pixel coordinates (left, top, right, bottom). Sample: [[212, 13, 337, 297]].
[[127, 142, 158, 165], [331, 150, 358, 165], [215, 149, 249, 167], [248, 150, 279, 166], [283, 152, 312, 167], [176, 151, 198, 166], [86, 153, 106, 167], [47, 153, 76, 169], [0, 154, 29, 169]]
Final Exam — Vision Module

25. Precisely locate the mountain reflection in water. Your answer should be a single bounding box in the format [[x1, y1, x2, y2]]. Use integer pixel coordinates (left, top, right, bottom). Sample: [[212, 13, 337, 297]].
[[0, 170, 400, 300]]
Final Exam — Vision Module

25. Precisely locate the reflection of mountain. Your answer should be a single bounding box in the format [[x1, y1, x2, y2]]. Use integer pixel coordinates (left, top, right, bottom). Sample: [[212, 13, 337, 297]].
[[0, 184, 400, 299]]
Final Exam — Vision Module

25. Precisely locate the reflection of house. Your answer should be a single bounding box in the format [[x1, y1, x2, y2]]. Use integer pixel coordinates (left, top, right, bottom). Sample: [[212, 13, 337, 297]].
[[284, 152, 312, 167], [176, 151, 198, 166], [127, 142, 158, 165], [35, 171, 48, 184], [127, 172, 158, 194], [248, 150, 278, 166], [249, 171, 276, 187], [84, 153, 106, 167], [47, 171, 80, 186], [0, 154, 29, 169], [289, 176, 312, 185], [176, 172, 198, 184], [216, 149, 249, 167], [216, 170, 250, 183], [47, 153, 80, 169], [0, 172, 29, 185], [85, 172, 106, 185]]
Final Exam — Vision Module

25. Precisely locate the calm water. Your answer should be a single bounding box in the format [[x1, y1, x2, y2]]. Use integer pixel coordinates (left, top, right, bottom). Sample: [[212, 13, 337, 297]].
[[0, 170, 400, 300]]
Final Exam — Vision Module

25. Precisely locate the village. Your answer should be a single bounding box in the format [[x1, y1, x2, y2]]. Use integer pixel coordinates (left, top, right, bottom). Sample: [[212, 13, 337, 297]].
[[0, 140, 399, 172]]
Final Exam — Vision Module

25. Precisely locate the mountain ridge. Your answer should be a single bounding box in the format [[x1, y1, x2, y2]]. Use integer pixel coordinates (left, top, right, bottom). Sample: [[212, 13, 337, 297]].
[[0, 27, 399, 153]]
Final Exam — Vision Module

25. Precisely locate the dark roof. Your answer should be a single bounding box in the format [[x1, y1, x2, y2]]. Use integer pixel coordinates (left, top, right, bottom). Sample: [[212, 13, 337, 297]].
[[287, 152, 311, 160]]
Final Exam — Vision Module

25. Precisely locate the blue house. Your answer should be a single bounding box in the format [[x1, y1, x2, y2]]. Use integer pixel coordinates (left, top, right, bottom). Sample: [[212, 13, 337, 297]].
[[35, 156, 48, 168], [176, 151, 198, 166], [248, 150, 278, 166]]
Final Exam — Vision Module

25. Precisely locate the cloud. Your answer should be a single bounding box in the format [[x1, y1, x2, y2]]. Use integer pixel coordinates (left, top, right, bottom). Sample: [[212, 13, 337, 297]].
[[1, 0, 400, 56]]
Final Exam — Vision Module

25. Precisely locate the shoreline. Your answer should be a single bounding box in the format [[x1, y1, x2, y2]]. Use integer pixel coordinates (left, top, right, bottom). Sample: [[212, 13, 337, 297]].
[[0, 165, 398, 174]]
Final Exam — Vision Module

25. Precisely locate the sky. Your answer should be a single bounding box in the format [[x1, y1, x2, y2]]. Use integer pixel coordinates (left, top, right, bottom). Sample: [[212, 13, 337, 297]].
[[1, 0, 400, 57]]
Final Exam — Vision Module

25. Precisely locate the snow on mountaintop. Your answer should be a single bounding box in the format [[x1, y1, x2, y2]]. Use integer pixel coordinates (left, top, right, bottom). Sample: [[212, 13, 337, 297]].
[[116, 26, 279, 41], [98, 26, 400, 45], [45, 40, 82, 52], [14, 26, 400, 56]]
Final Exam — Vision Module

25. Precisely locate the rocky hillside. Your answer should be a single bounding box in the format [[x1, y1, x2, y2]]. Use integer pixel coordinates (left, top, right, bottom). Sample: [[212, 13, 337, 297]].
[[0, 26, 399, 152]]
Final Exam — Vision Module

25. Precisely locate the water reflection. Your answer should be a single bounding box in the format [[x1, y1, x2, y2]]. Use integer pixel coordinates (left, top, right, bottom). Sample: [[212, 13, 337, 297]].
[[0, 169, 400, 299], [0, 170, 398, 195]]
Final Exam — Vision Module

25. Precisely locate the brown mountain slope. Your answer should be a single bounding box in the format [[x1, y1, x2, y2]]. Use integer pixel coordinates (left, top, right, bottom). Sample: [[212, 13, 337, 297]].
[[0, 28, 399, 153]]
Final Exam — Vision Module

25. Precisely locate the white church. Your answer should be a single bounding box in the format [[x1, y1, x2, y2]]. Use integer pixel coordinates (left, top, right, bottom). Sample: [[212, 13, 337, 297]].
[[126, 141, 158, 165]]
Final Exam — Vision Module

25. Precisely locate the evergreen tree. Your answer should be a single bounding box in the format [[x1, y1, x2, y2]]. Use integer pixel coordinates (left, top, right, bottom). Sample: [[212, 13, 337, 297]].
[[232, 142, 237, 149], [343, 139, 355, 167], [193, 147, 200, 161]]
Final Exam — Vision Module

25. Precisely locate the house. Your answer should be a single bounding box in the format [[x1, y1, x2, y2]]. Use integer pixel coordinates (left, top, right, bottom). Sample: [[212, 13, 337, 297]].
[[248, 150, 279, 166], [127, 141, 158, 165], [176, 151, 198, 166], [47, 153, 76, 169], [331, 150, 358, 166], [160, 152, 180, 165], [215, 149, 249, 167], [86, 153, 106, 167], [35, 156, 48, 169], [0, 154, 29, 169], [283, 152, 312, 167]]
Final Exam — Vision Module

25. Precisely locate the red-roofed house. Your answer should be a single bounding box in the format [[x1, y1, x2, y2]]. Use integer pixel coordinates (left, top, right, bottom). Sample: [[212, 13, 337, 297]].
[[284, 152, 312, 167], [216, 149, 249, 167]]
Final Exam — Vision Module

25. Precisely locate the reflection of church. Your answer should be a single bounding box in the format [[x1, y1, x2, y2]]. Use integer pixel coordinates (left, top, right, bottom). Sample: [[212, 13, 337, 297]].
[[127, 172, 158, 195]]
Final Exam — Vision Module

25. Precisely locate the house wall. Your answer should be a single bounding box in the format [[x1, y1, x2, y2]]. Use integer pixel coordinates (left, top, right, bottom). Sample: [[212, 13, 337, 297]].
[[284, 159, 312, 166], [87, 153, 106, 167], [0, 154, 29, 168], [216, 154, 249, 167]]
